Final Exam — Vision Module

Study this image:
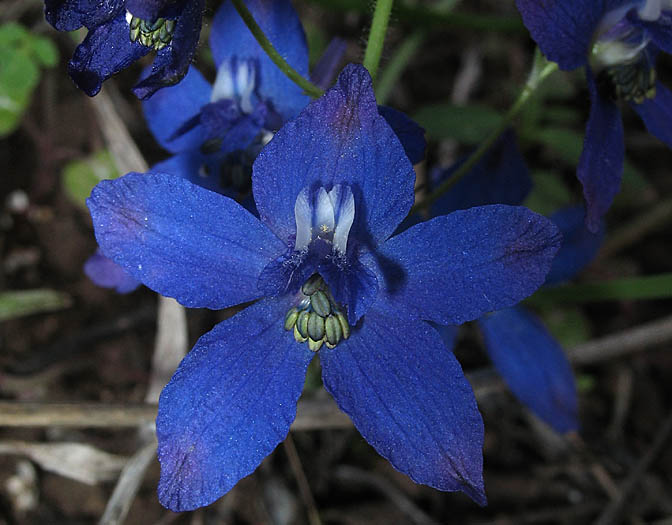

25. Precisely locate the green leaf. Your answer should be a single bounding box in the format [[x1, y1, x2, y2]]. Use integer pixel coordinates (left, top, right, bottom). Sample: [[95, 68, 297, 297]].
[[413, 103, 502, 144], [541, 307, 591, 347], [0, 289, 71, 322], [29, 36, 59, 67], [523, 170, 573, 216], [62, 150, 118, 209]]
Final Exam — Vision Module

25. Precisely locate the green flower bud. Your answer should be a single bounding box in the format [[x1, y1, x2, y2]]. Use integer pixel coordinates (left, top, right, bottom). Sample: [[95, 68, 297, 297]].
[[301, 274, 324, 296], [293, 325, 307, 343], [336, 311, 350, 340], [296, 310, 310, 339], [325, 315, 342, 347], [284, 307, 299, 331]]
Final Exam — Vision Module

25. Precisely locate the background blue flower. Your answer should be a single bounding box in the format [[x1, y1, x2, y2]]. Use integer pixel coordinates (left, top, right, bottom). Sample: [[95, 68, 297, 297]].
[[87, 64, 562, 512], [516, 0, 672, 231], [44, 0, 204, 98]]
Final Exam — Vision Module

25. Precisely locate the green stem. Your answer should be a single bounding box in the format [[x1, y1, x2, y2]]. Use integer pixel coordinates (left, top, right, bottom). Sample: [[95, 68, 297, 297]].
[[527, 273, 672, 305], [411, 53, 558, 214], [363, 0, 395, 82], [230, 0, 324, 98]]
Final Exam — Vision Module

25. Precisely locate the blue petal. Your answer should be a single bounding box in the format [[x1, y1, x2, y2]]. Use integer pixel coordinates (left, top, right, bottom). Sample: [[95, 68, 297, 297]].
[[151, 152, 239, 198], [44, 0, 123, 31], [545, 205, 604, 285], [319, 256, 379, 325], [68, 11, 150, 97], [209, 0, 309, 121], [84, 250, 141, 293], [632, 81, 672, 148], [320, 311, 486, 505], [253, 64, 416, 247], [478, 306, 578, 433], [198, 100, 267, 155], [87, 172, 286, 309], [577, 69, 624, 233], [132, 0, 205, 100], [157, 297, 314, 511], [126, 0, 174, 20], [378, 105, 427, 165], [370, 205, 562, 325], [633, 13, 672, 54], [142, 66, 211, 154], [515, 0, 629, 70], [430, 129, 532, 216], [310, 38, 347, 90], [434, 323, 459, 350]]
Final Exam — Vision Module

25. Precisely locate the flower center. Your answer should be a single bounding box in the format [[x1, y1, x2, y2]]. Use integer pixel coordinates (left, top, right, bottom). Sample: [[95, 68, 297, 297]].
[[293, 184, 355, 258], [284, 274, 350, 351], [211, 58, 259, 114], [602, 58, 657, 103], [127, 13, 175, 51]]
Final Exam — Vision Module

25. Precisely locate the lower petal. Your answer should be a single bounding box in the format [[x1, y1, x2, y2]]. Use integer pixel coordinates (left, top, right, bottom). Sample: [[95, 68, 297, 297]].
[[157, 297, 315, 511], [478, 306, 578, 433], [320, 310, 486, 505], [577, 68, 624, 233]]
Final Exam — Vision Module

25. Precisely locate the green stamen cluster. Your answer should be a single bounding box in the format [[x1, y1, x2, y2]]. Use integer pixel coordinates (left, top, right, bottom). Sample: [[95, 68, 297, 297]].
[[129, 16, 175, 51], [284, 274, 350, 352], [606, 62, 656, 104]]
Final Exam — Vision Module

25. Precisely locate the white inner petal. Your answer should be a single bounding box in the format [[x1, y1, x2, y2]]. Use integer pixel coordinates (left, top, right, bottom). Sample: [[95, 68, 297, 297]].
[[329, 185, 355, 256], [211, 63, 235, 103], [294, 188, 312, 252], [593, 37, 649, 65], [315, 187, 335, 238], [639, 0, 662, 20], [237, 61, 256, 114]]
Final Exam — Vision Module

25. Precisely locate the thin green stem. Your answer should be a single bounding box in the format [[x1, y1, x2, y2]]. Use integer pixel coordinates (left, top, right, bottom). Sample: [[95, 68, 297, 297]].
[[363, 0, 395, 82], [411, 55, 558, 214], [230, 0, 324, 98]]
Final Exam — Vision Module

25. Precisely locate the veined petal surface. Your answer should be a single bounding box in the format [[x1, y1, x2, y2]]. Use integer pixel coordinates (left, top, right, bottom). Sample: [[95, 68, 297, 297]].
[[87, 172, 285, 309], [320, 311, 486, 505], [371, 205, 561, 325], [157, 298, 314, 511]]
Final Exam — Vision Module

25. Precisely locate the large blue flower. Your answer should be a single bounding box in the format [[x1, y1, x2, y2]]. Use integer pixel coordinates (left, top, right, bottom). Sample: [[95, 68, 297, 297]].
[[43, 0, 205, 98], [88, 64, 562, 511], [516, 0, 672, 232], [431, 137, 604, 432]]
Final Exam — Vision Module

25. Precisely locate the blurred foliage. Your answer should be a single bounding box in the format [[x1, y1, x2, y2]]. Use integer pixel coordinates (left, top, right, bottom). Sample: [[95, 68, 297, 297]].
[[62, 150, 118, 210], [0, 22, 58, 137], [0, 289, 71, 322]]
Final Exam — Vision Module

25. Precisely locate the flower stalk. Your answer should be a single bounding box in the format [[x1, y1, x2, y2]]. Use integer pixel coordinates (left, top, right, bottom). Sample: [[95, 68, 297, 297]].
[[363, 0, 395, 82]]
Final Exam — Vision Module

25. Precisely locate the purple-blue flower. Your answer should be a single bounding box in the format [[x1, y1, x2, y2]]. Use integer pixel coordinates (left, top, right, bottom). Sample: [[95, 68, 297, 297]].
[[87, 64, 562, 511], [516, 0, 672, 232], [43, 0, 204, 98]]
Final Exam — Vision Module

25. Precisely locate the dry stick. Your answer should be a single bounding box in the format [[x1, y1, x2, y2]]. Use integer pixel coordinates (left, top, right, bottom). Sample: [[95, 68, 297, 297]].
[[3, 312, 672, 429], [593, 408, 672, 525], [282, 435, 322, 525]]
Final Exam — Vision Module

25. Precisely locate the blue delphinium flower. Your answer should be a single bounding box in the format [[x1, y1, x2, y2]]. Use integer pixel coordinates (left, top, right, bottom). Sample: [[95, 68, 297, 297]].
[[431, 136, 603, 432], [87, 64, 562, 511], [516, 0, 672, 232], [43, 0, 205, 98]]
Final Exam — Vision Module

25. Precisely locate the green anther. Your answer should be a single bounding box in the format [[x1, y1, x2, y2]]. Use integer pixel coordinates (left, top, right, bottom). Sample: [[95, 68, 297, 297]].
[[325, 315, 342, 347], [128, 14, 175, 51], [296, 310, 310, 339], [293, 325, 307, 343], [605, 61, 657, 104], [301, 274, 325, 296], [307, 313, 325, 341], [308, 338, 323, 352], [310, 290, 331, 317], [284, 307, 299, 331], [336, 311, 350, 340]]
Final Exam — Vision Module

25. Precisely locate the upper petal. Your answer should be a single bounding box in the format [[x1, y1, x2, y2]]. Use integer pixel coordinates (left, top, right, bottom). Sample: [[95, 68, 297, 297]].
[[632, 81, 672, 148], [377, 105, 427, 165], [132, 0, 205, 100], [478, 306, 578, 433], [142, 66, 212, 154], [430, 129, 532, 216], [252, 64, 416, 247], [68, 11, 150, 97], [157, 297, 314, 511], [87, 172, 286, 309], [370, 205, 562, 325], [515, 0, 631, 70], [209, 0, 309, 121], [320, 311, 485, 505], [126, 0, 174, 21], [577, 68, 624, 233], [545, 205, 605, 285]]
